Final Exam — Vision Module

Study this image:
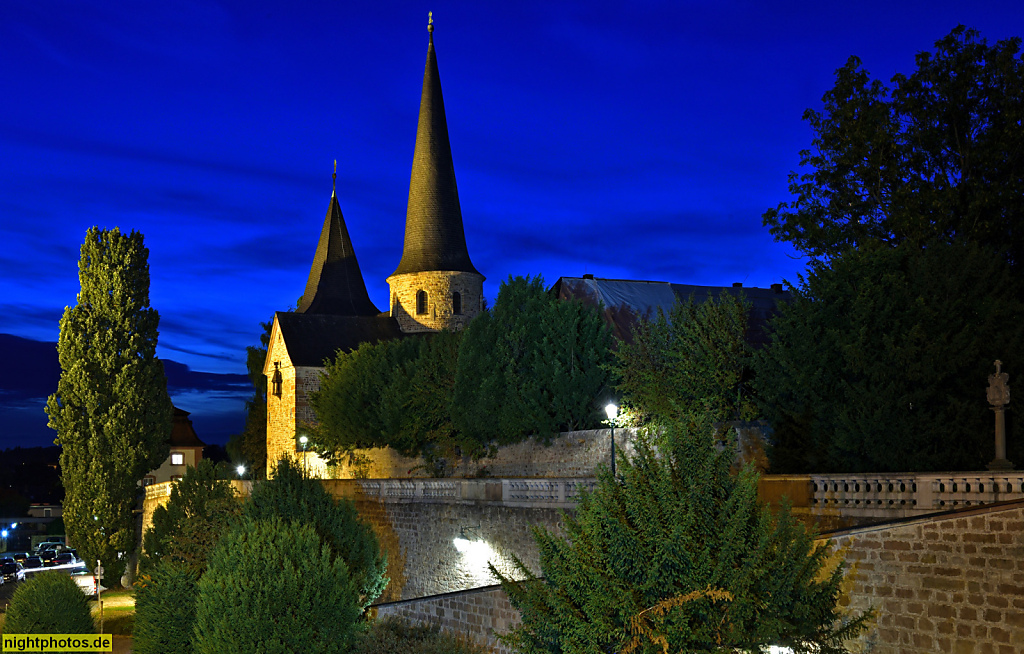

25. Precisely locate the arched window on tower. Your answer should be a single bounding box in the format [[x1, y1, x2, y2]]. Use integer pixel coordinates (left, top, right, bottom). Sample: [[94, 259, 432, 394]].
[[452, 291, 462, 315], [416, 290, 427, 315]]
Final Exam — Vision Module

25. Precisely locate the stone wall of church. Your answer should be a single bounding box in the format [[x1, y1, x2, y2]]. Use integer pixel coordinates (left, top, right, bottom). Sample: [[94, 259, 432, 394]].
[[387, 270, 484, 333], [265, 341, 330, 477]]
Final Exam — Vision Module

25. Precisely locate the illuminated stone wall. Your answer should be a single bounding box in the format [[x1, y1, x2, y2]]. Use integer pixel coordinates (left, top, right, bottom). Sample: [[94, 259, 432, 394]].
[[371, 499, 1024, 653], [387, 270, 484, 333]]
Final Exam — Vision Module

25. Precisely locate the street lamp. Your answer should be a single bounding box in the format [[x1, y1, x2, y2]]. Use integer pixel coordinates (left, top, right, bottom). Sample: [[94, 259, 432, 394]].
[[604, 402, 618, 476], [299, 435, 309, 476], [236, 464, 246, 478], [1, 529, 7, 552]]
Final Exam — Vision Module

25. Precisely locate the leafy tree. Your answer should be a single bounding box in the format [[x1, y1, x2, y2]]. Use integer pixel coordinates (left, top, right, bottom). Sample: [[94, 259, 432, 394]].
[[192, 517, 362, 654], [453, 275, 613, 446], [3, 571, 95, 635], [140, 459, 241, 575], [613, 293, 756, 426], [133, 560, 199, 654], [309, 336, 422, 455], [245, 458, 387, 609], [754, 242, 1024, 473], [46, 227, 173, 584], [763, 26, 1024, 269], [227, 318, 272, 479], [492, 414, 869, 653]]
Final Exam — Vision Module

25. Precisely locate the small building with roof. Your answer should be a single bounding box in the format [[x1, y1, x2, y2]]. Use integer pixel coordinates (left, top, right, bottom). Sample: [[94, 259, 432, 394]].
[[143, 407, 205, 485]]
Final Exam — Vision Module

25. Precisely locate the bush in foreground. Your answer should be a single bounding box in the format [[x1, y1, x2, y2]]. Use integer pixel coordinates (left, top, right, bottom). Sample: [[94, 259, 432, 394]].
[[192, 517, 362, 654], [132, 560, 198, 654], [3, 571, 94, 635], [493, 414, 870, 653], [352, 616, 490, 654]]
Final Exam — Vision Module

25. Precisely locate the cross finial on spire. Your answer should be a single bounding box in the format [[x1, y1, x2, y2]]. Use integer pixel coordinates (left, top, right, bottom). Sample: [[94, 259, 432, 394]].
[[332, 159, 337, 197], [428, 11, 433, 33]]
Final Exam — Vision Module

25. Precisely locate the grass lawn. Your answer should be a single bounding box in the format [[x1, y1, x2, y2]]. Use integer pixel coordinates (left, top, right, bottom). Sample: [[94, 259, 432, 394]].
[[90, 589, 135, 636]]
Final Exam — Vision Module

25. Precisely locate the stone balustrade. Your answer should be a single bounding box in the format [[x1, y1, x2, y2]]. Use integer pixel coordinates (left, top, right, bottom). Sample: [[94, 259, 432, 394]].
[[341, 477, 597, 509], [808, 471, 1024, 519]]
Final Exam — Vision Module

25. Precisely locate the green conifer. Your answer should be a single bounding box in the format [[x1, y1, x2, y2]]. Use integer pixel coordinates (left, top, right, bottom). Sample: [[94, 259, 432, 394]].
[[46, 227, 173, 585]]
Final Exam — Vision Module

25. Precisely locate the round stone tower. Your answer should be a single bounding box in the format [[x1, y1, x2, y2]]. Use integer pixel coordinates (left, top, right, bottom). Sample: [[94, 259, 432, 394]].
[[388, 18, 484, 333]]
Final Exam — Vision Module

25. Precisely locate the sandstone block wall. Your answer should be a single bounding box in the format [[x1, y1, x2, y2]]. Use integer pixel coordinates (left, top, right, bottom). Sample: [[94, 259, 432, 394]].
[[833, 501, 1024, 654], [375, 585, 519, 654], [371, 499, 1024, 653], [387, 270, 483, 333], [340, 494, 562, 602], [330, 428, 637, 479]]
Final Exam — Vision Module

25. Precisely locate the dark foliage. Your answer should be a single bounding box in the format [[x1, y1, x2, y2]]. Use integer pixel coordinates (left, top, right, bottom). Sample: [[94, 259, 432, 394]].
[[352, 616, 490, 654], [133, 560, 198, 654], [755, 242, 1024, 473], [192, 517, 362, 654], [763, 26, 1024, 271], [3, 571, 95, 635], [244, 458, 387, 609]]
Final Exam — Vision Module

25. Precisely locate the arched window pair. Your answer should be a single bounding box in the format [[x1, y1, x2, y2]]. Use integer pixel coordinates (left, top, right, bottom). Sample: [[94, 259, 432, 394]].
[[415, 290, 462, 315]]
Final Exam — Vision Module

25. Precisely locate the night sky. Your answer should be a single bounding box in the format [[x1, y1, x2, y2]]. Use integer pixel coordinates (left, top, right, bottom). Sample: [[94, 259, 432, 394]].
[[2, 1, 1022, 449]]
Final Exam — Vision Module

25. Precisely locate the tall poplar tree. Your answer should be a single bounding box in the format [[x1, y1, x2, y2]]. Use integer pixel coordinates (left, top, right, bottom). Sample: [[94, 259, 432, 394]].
[[46, 227, 173, 585]]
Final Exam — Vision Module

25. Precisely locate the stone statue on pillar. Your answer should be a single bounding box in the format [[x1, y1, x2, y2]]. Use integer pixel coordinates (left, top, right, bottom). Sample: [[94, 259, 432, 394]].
[[986, 360, 1014, 471]]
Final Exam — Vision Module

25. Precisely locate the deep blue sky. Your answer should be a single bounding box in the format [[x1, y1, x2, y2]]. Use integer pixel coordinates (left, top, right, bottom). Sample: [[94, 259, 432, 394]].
[[2, 1, 1022, 448]]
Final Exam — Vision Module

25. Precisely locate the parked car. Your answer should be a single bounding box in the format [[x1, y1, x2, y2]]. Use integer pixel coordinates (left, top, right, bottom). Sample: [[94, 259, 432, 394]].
[[0, 557, 14, 566], [53, 552, 79, 567], [11, 551, 28, 563], [22, 556, 43, 569], [71, 570, 106, 599], [1, 561, 25, 583], [39, 550, 59, 566]]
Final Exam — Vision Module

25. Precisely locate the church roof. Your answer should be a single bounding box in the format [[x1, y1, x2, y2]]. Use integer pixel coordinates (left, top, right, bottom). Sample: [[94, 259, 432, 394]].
[[170, 407, 205, 448], [297, 180, 380, 316], [274, 311, 406, 367], [391, 20, 480, 277], [550, 276, 791, 347]]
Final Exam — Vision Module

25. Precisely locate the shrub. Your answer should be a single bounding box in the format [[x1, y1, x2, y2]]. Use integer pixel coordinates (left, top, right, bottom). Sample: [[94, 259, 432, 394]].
[[493, 414, 870, 653], [140, 458, 240, 576], [244, 457, 387, 608], [353, 616, 490, 654], [3, 571, 94, 635], [192, 517, 362, 654], [132, 560, 198, 654]]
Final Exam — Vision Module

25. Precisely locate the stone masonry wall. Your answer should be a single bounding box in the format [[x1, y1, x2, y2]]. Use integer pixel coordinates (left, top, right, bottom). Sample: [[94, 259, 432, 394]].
[[375, 585, 520, 654], [330, 428, 637, 479], [373, 500, 1024, 653], [387, 270, 483, 333], [833, 500, 1024, 654], [333, 490, 562, 602]]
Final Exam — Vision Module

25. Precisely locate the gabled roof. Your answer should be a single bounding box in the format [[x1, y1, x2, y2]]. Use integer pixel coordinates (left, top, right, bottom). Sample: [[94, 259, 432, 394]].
[[550, 276, 791, 347], [391, 21, 480, 277], [273, 311, 406, 368], [297, 185, 380, 316], [170, 407, 205, 448]]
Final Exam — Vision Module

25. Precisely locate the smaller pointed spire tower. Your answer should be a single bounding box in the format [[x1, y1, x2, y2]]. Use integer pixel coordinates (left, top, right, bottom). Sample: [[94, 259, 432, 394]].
[[387, 14, 484, 333], [298, 162, 379, 316]]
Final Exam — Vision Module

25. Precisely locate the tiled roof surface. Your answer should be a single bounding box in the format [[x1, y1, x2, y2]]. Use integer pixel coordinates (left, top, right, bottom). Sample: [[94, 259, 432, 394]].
[[170, 407, 205, 447], [551, 276, 792, 346], [297, 192, 380, 316], [392, 29, 479, 277], [276, 311, 406, 367]]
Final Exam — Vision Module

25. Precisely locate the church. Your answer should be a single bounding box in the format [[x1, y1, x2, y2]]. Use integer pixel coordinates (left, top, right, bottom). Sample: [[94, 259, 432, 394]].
[[263, 19, 483, 478]]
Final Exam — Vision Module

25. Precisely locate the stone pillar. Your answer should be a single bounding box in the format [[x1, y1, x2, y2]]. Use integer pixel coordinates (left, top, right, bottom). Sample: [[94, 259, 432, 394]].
[[986, 360, 1014, 471]]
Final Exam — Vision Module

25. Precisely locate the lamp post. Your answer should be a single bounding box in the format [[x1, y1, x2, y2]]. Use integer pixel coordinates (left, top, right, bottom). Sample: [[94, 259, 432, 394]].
[[604, 403, 618, 476], [236, 464, 246, 478], [299, 435, 309, 476]]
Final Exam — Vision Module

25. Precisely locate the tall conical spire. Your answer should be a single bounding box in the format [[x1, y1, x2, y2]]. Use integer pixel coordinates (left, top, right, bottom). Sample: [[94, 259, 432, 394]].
[[297, 169, 379, 316], [392, 15, 480, 277]]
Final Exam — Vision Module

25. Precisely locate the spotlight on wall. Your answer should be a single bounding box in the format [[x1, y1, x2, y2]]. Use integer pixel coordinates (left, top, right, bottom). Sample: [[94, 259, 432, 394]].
[[454, 525, 482, 552]]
